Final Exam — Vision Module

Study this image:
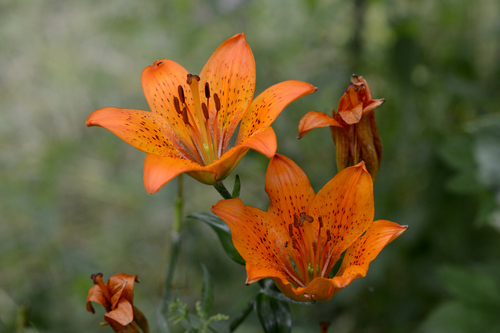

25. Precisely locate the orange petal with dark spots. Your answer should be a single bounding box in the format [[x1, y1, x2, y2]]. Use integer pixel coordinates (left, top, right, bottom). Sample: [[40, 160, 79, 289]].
[[336, 220, 408, 279], [298, 111, 344, 138], [144, 154, 210, 193], [265, 154, 315, 227], [308, 162, 374, 271], [86, 107, 177, 157], [200, 33, 256, 150], [141, 59, 195, 144], [211, 199, 291, 277], [236, 80, 317, 144]]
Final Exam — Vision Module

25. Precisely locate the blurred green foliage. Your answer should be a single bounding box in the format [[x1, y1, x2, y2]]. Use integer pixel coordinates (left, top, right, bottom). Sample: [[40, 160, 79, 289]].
[[1, 0, 499, 332]]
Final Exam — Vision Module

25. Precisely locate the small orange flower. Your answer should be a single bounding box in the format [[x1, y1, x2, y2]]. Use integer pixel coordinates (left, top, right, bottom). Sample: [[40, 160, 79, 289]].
[[212, 154, 406, 302], [87, 273, 149, 333], [298, 74, 384, 181], [87, 33, 316, 193]]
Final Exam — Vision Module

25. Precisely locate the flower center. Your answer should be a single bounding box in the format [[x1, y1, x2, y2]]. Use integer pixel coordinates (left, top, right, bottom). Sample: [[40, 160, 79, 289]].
[[173, 74, 223, 165], [282, 213, 339, 289]]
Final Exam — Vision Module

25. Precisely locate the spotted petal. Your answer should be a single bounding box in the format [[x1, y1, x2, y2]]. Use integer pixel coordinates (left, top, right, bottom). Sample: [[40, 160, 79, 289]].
[[200, 33, 256, 151], [236, 80, 317, 144], [211, 199, 299, 286], [86, 107, 177, 157], [144, 154, 212, 194], [308, 162, 374, 276], [335, 220, 408, 281], [141, 59, 196, 145]]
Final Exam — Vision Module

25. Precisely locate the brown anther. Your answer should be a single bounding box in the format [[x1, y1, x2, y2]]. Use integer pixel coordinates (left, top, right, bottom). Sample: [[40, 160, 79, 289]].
[[174, 96, 182, 114], [213, 93, 221, 111], [326, 229, 332, 242], [178, 85, 185, 104], [300, 212, 314, 223], [294, 214, 300, 228], [90, 272, 103, 285], [292, 237, 299, 250], [312, 241, 317, 253], [288, 224, 294, 237], [181, 107, 189, 125], [186, 73, 200, 85], [205, 82, 210, 99], [202, 102, 209, 120], [318, 215, 323, 228]]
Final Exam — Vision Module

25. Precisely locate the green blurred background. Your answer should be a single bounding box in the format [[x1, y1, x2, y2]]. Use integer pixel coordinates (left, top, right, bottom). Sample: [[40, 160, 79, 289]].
[[1, 0, 500, 332]]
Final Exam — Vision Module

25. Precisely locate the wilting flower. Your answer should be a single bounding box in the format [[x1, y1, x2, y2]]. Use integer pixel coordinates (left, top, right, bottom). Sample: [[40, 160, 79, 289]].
[[87, 273, 149, 333], [298, 74, 384, 181], [212, 154, 406, 302], [87, 33, 316, 193]]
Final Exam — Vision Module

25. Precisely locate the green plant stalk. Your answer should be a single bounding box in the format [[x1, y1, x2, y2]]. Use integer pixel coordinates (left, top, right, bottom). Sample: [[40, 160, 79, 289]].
[[158, 175, 184, 332], [229, 299, 255, 332], [214, 181, 233, 199]]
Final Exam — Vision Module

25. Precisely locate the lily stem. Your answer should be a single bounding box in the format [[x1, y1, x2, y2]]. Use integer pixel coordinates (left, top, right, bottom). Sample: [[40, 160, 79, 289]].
[[229, 298, 255, 332], [158, 174, 184, 331], [214, 181, 233, 199]]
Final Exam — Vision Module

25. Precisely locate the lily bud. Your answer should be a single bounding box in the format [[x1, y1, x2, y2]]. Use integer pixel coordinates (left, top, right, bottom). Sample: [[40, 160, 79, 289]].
[[298, 74, 384, 181], [333, 75, 384, 181]]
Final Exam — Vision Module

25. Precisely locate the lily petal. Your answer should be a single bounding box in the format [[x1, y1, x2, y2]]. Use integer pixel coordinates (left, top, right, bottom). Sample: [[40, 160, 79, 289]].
[[144, 154, 211, 194], [86, 107, 176, 157], [86, 284, 110, 313], [141, 59, 195, 144], [336, 220, 408, 278], [238, 126, 277, 159], [339, 102, 363, 125], [246, 262, 288, 285], [211, 199, 292, 279], [298, 111, 343, 138], [308, 162, 374, 275], [265, 154, 315, 225], [236, 80, 317, 144], [200, 33, 256, 151], [362, 98, 385, 116], [107, 274, 137, 310], [105, 299, 134, 327]]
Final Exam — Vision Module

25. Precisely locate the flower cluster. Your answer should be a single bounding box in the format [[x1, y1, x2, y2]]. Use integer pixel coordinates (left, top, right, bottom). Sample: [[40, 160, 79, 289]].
[[86, 33, 406, 332]]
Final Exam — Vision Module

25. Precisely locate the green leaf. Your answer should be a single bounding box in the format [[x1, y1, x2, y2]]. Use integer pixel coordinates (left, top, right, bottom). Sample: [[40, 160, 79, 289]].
[[200, 264, 214, 314], [255, 293, 292, 333], [232, 175, 241, 198], [189, 212, 245, 265]]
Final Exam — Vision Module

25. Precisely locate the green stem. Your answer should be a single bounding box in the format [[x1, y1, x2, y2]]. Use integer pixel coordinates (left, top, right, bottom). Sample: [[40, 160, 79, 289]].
[[158, 175, 184, 332], [229, 299, 255, 332], [214, 181, 233, 199]]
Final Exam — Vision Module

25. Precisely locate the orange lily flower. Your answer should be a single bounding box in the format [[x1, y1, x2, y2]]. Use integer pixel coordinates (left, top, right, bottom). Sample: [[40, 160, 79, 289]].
[[298, 74, 384, 181], [87, 273, 149, 333], [87, 33, 316, 193], [211, 154, 406, 302]]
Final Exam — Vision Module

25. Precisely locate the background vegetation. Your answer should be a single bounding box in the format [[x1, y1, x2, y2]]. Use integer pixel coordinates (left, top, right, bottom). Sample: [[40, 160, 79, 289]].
[[1, 0, 499, 332]]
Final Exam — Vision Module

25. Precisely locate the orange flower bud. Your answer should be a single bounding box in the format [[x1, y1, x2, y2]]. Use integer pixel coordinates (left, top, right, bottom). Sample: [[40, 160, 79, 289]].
[[86, 273, 149, 333]]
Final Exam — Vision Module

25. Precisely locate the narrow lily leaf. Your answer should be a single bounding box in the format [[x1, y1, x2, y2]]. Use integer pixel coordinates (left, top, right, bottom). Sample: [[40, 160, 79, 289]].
[[232, 175, 241, 198], [189, 212, 245, 265], [255, 293, 292, 333], [200, 264, 214, 314]]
